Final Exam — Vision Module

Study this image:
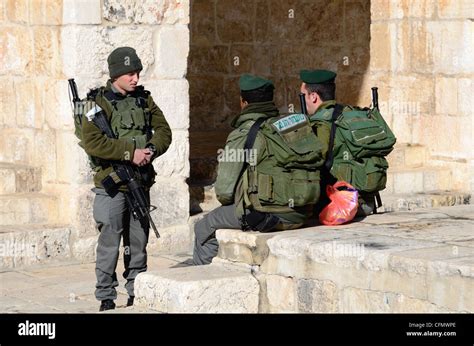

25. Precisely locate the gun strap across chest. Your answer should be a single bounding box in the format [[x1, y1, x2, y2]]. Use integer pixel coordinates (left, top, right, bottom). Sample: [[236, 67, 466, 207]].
[[324, 103, 344, 171]]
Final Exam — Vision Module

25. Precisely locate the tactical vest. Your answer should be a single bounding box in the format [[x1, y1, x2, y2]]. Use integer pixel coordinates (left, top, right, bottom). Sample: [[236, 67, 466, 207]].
[[239, 113, 326, 214], [74, 86, 153, 171]]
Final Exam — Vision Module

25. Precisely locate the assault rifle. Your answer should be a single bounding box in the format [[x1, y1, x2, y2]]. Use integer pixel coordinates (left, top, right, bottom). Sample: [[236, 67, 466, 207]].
[[68, 78, 160, 238], [299, 93, 307, 115]]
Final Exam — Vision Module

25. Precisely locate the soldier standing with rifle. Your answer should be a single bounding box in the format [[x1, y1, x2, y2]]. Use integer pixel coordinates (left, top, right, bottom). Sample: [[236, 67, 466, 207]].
[[75, 47, 171, 311]]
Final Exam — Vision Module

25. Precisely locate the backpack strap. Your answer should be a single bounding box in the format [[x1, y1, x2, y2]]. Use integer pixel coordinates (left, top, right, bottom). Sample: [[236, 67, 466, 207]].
[[324, 104, 344, 171], [237, 117, 266, 181]]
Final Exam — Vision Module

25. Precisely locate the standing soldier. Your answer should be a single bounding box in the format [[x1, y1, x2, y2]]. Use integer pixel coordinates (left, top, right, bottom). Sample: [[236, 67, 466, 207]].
[[81, 47, 172, 311]]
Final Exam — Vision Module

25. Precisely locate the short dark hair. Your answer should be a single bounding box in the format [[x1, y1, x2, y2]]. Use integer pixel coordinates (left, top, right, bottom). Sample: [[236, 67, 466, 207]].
[[305, 82, 336, 101], [241, 84, 274, 104]]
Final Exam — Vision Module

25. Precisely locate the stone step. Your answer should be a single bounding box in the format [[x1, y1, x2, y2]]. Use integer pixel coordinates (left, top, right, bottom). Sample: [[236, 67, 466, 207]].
[[387, 143, 427, 169], [385, 166, 452, 194], [0, 224, 72, 270], [0, 193, 60, 226], [0, 162, 42, 194], [134, 263, 260, 313], [189, 183, 220, 215], [378, 191, 471, 212]]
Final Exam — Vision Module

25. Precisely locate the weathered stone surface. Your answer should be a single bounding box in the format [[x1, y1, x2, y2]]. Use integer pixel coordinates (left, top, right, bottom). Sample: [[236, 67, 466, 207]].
[[188, 45, 228, 75], [188, 75, 223, 130], [6, 0, 28, 24], [370, 23, 393, 71], [153, 25, 189, 79], [230, 44, 253, 74], [71, 236, 97, 263], [135, 264, 259, 312], [0, 225, 71, 269], [0, 163, 41, 194], [340, 287, 449, 313], [0, 26, 33, 75], [151, 130, 189, 178], [265, 274, 296, 312], [438, 0, 474, 19], [147, 224, 192, 255], [150, 177, 189, 228], [143, 79, 189, 130], [33, 27, 62, 77], [190, 0, 216, 45], [14, 79, 43, 129], [0, 193, 59, 226], [29, 0, 62, 25], [61, 26, 154, 78], [297, 278, 339, 313], [55, 131, 91, 184], [103, 0, 189, 25], [216, 0, 253, 43], [62, 0, 101, 24], [33, 130, 57, 183]]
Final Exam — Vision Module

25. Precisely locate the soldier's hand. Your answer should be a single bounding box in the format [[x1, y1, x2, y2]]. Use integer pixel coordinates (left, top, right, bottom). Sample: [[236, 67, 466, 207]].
[[133, 149, 153, 166]]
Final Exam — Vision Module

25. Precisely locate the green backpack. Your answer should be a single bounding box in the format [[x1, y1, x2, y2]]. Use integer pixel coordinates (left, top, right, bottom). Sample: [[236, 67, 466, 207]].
[[241, 113, 326, 214], [323, 103, 396, 213]]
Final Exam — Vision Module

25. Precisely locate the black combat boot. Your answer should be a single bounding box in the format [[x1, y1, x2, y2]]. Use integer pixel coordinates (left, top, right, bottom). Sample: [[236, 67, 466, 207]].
[[127, 296, 134, 307], [99, 299, 116, 311]]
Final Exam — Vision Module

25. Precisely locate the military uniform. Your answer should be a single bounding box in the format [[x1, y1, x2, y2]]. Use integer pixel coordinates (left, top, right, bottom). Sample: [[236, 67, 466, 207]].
[[81, 47, 172, 310], [300, 69, 375, 216], [193, 75, 311, 265]]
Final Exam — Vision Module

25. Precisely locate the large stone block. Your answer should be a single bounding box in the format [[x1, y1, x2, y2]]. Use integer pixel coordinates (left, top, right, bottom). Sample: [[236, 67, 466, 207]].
[[152, 130, 189, 178], [345, 0, 371, 44], [0, 77, 16, 127], [297, 278, 339, 313], [33, 130, 57, 183], [44, 79, 75, 130], [147, 224, 192, 255], [0, 128, 35, 164], [340, 287, 448, 313], [411, 20, 434, 73], [230, 44, 253, 74], [435, 77, 458, 116], [62, 0, 101, 24], [33, 27, 61, 77], [430, 21, 474, 74], [103, 0, 189, 25], [6, 0, 28, 23], [190, 0, 216, 45], [14, 79, 43, 129], [438, 0, 474, 19], [0, 193, 59, 226], [143, 79, 189, 130], [55, 131, 91, 184], [0, 26, 33, 76], [0, 225, 72, 269], [188, 75, 223, 130], [188, 45, 228, 75], [216, 229, 277, 266], [0, 163, 41, 194], [265, 274, 296, 312], [29, 0, 62, 25], [150, 177, 189, 228], [71, 236, 98, 263], [61, 26, 154, 78], [216, 0, 254, 43], [369, 23, 393, 71], [134, 264, 259, 312], [153, 25, 189, 79], [458, 78, 473, 117]]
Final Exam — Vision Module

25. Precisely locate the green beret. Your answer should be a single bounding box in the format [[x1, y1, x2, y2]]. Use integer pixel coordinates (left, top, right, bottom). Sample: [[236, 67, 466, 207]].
[[300, 69, 337, 84], [239, 74, 274, 91]]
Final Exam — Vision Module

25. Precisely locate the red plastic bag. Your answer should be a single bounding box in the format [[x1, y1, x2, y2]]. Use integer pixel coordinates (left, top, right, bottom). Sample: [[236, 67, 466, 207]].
[[319, 181, 359, 225]]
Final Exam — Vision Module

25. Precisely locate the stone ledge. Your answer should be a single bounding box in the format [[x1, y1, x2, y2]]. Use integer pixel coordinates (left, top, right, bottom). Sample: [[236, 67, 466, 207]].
[[134, 263, 259, 313]]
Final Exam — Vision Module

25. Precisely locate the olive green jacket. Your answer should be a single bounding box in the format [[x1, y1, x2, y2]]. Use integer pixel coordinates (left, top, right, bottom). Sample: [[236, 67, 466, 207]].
[[81, 81, 172, 188], [309, 100, 336, 161]]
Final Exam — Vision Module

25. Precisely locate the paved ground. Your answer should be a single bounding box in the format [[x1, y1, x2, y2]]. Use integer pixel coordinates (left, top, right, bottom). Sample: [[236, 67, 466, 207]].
[[0, 253, 193, 313]]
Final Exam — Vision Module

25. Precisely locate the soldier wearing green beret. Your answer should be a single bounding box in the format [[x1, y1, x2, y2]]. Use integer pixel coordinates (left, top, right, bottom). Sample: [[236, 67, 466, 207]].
[[193, 74, 308, 265], [299, 69, 339, 214], [81, 47, 172, 311]]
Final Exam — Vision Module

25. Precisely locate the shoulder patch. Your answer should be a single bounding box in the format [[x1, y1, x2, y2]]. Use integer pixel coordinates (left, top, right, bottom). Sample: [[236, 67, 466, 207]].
[[272, 113, 307, 133]]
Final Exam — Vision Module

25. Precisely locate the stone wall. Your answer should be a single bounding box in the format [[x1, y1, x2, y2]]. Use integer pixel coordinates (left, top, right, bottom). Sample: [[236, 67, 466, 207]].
[[189, 0, 371, 181], [367, 0, 474, 193], [0, 0, 191, 262]]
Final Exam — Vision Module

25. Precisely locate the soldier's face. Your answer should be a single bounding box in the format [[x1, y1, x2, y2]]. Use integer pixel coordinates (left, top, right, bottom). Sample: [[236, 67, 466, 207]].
[[300, 83, 318, 115], [115, 71, 140, 93]]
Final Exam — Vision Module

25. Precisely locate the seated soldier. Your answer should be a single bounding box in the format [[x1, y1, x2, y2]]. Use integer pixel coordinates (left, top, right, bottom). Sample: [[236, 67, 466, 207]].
[[193, 74, 318, 265]]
